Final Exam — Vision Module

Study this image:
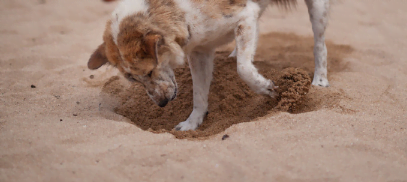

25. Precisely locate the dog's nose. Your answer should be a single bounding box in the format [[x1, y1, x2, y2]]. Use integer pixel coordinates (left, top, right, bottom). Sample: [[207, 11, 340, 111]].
[[158, 99, 169, 107]]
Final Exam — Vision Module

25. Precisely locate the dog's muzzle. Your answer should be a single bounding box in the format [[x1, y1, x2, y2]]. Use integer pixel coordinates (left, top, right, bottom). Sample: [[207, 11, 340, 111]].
[[158, 88, 177, 107]]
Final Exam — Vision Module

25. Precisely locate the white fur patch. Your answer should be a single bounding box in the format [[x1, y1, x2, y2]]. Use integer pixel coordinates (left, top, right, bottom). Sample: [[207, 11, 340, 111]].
[[110, 0, 149, 45]]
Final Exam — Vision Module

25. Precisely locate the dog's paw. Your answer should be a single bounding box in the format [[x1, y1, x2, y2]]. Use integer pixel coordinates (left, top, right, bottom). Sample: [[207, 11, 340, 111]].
[[267, 81, 279, 97], [312, 75, 330, 87], [175, 120, 200, 131], [253, 80, 279, 98], [175, 110, 207, 131]]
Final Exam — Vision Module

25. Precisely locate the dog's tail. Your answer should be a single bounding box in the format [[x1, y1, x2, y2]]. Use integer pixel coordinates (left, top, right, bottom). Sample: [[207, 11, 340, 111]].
[[270, 0, 297, 9]]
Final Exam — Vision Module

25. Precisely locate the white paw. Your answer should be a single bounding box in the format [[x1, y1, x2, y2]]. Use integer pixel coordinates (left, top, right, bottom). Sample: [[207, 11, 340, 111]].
[[312, 75, 330, 87], [251, 80, 279, 98], [228, 48, 237, 58], [174, 111, 207, 131], [175, 119, 200, 131]]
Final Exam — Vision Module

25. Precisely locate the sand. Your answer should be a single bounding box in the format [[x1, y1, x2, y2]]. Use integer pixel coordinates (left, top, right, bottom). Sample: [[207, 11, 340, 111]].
[[1, 0, 407, 181]]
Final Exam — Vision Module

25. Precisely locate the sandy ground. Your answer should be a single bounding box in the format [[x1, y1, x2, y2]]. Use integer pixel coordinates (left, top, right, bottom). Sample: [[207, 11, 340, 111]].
[[1, 0, 407, 181]]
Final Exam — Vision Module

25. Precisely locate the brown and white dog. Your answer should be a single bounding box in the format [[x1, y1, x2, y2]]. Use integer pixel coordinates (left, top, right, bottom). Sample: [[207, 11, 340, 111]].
[[88, 0, 330, 131]]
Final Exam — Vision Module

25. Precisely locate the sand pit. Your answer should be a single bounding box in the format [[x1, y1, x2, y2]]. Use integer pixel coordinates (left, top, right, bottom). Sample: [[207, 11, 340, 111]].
[[100, 33, 352, 139]]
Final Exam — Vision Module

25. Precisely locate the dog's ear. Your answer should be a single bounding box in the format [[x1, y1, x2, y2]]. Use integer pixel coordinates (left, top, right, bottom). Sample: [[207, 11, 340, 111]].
[[88, 43, 109, 70], [143, 34, 163, 65]]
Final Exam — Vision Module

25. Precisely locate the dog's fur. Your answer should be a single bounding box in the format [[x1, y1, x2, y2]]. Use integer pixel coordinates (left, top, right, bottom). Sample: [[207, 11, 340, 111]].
[[88, 0, 330, 131]]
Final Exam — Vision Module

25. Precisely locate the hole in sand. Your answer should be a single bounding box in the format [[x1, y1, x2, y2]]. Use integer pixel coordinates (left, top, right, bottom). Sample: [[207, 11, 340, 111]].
[[100, 32, 353, 139]]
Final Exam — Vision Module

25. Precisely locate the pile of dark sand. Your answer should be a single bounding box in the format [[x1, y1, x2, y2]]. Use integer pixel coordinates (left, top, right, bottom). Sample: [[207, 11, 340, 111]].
[[274, 68, 311, 112], [100, 33, 353, 139]]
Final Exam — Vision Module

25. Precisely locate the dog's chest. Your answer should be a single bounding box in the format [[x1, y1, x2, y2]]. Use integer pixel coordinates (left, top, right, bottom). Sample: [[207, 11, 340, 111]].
[[175, 0, 250, 51], [189, 17, 238, 49]]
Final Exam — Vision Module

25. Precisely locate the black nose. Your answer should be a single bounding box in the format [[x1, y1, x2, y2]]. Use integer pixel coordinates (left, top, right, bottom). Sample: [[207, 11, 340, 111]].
[[158, 99, 169, 107]]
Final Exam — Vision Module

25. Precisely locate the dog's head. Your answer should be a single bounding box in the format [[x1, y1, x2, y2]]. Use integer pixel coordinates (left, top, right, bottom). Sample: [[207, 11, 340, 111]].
[[88, 20, 185, 107]]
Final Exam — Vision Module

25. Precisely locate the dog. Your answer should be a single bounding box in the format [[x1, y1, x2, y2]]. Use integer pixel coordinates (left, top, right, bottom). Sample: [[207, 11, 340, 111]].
[[88, 0, 330, 131]]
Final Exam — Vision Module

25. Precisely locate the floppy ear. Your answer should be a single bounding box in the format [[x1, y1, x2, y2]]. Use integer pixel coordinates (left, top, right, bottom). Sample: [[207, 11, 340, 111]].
[[143, 34, 162, 65], [88, 43, 108, 70]]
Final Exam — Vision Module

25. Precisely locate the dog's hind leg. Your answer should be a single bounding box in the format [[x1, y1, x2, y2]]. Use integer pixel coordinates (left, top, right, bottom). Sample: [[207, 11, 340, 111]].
[[234, 1, 277, 97], [305, 0, 330, 87], [175, 50, 214, 131]]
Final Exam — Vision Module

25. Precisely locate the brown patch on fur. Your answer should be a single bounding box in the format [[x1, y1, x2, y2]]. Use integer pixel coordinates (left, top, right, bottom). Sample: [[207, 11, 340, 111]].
[[236, 25, 249, 50], [102, 21, 123, 72], [236, 25, 244, 36], [117, 15, 145, 62], [175, 24, 190, 48]]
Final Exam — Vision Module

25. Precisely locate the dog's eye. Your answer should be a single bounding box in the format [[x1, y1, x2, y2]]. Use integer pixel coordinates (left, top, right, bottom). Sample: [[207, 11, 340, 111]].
[[124, 73, 132, 79], [147, 71, 153, 77], [124, 73, 138, 82]]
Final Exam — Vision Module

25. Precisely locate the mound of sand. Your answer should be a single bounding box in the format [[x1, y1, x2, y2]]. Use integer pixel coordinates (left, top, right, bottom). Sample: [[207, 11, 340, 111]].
[[275, 68, 311, 112]]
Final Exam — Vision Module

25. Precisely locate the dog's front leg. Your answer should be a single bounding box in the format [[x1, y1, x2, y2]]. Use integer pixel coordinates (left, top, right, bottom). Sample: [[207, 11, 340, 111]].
[[175, 50, 214, 131], [234, 2, 277, 97], [306, 0, 330, 87]]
